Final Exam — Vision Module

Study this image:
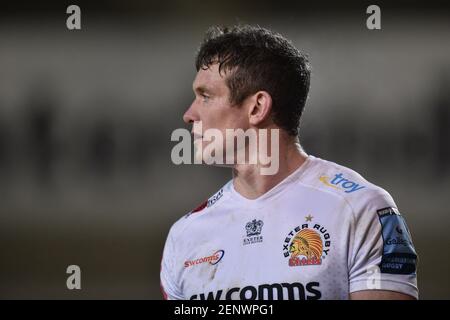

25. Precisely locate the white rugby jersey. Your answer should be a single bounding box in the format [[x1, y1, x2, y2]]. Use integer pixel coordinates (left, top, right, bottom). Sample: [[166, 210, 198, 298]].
[[160, 155, 418, 300]]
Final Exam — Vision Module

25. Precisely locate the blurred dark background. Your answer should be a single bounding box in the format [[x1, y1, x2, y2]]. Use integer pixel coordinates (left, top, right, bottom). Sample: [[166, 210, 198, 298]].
[[0, 0, 449, 299]]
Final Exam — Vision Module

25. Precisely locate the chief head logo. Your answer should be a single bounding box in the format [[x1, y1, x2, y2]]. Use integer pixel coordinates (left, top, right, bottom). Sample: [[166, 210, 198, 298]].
[[283, 218, 332, 267], [289, 229, 323, 266]]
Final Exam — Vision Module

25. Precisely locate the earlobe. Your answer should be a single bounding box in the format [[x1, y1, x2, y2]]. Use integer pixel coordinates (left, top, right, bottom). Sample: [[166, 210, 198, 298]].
[[248, 99, 262, 126], [247, 91, 272, 126]]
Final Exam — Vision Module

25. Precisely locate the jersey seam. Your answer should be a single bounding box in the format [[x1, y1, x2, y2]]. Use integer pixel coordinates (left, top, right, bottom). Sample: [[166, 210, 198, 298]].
[[175, 188, 232, 239], [293, 179, 389, 273], [295, 180, 359, 221]]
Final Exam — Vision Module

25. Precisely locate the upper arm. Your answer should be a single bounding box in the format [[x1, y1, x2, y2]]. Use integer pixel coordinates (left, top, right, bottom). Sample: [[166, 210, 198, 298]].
[[348, 190, 419, 299], [160, 225, 184, 300], [350, 290, 417, 300]]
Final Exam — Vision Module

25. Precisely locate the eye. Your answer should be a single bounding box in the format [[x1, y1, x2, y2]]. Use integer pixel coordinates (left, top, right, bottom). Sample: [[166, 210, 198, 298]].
[[200, 93, 210, 102]]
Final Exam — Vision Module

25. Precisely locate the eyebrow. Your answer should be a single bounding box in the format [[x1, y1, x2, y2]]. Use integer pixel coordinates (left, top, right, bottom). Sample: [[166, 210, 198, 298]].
[[193, 85, 213, 95]]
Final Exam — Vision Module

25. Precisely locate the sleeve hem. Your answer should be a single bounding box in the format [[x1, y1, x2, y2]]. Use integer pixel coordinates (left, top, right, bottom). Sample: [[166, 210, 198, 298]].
[[349, 279, 418, 299]]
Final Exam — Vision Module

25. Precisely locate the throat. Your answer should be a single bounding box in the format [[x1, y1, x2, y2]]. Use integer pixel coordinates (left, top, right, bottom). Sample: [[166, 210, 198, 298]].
[[232, 148, 308, 200]]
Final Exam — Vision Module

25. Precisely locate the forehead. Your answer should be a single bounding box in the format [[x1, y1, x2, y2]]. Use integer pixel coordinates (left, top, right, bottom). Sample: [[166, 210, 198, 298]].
[[192, 63, 228, 93]]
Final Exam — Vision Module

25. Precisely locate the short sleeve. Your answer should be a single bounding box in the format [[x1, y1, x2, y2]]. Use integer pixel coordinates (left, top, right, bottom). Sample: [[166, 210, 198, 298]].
[[348, 190, 419, 299], [160, 226, 184, 300]]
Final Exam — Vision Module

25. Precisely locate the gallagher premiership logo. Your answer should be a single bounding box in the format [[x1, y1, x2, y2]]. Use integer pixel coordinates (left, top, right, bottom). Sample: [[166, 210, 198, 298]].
[[282, 215, 331, 267]]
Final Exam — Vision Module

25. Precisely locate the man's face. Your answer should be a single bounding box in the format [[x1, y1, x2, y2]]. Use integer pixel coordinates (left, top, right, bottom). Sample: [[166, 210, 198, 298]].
[[183, 63, 249, 164]]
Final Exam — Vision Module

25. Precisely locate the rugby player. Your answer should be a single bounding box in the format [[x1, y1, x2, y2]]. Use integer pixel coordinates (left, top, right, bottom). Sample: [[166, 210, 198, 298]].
[[161, 25, 418, 300]]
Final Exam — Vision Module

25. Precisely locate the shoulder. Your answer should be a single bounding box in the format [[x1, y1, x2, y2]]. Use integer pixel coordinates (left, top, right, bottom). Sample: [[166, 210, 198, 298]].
[[167, 182, 231, 240], [301, 156, 397, 217]]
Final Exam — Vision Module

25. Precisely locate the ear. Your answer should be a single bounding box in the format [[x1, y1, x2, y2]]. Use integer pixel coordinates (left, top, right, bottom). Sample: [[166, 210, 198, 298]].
[[248, 91, 272, 126]]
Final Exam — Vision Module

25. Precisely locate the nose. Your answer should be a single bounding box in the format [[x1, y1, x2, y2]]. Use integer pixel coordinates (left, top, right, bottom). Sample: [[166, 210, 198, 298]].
[[183, 100, 198, 124]]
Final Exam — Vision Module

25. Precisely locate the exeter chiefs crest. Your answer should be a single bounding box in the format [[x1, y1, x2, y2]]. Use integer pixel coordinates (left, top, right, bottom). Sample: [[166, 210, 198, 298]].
[[282, 215, 331, 267], [244, 219, 264, 245]]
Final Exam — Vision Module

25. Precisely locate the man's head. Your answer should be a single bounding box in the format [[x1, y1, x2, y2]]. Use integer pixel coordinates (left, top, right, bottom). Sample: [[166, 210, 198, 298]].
[[183, 25, 311, 164]]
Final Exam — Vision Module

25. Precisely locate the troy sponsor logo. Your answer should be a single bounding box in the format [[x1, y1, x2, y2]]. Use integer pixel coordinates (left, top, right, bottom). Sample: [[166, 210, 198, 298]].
[[190, 282, 321, 300], [184, 250, 225, 268], [319, 173, 365, 193]]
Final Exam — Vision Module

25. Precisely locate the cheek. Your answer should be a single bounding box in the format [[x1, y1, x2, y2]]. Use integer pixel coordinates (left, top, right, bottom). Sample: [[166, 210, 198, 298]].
[[201, 101, 248, 131], [222, 108, 248, 129]]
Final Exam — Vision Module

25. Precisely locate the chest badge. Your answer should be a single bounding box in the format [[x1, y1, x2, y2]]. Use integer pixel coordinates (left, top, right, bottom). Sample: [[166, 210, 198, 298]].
[[282, 215, 331, 267], [243, 219, 264, 245]]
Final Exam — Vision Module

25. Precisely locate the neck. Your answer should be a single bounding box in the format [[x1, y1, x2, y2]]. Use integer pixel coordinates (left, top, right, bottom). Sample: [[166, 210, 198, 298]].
[[232, 136, 308, 199]]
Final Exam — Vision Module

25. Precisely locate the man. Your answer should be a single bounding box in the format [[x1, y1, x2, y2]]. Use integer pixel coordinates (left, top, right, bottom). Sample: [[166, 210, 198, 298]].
[[161, 25, 418, 300]]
